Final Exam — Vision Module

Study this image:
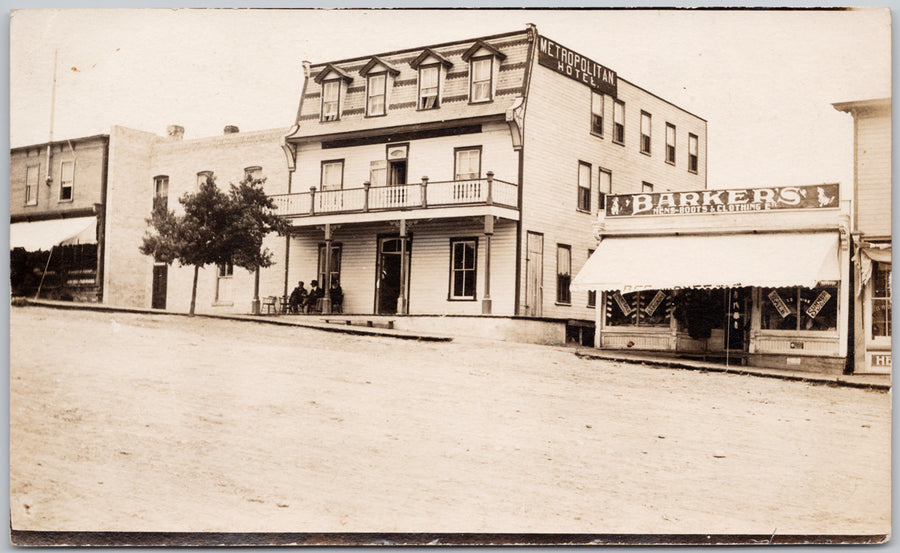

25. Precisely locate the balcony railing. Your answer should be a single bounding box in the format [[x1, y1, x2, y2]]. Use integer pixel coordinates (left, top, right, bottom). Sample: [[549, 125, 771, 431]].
[[270, 172, 518, 218]]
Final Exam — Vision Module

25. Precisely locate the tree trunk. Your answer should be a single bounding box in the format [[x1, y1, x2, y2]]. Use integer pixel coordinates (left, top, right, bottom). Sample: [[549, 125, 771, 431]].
[[189, 264, 200, 316]]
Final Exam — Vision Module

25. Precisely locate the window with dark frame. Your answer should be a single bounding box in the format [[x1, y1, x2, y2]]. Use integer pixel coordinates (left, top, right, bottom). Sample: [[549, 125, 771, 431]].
[[642, 181, 654, 193], [577, 161, 591, 212], [59, 160, 74, 201], [591, 92, 604, 136], [613, 100, 625, 144], [25, 165, 38, 206], [598, 168, 612, 210], [418, 65, 440, 109], [317, 243, 342, 290], [761, 286, 839, 332], [556, 244, 572, 305], [454, 147, 481, 180], [217, 261, 234, 278], [606, 290, 672, 327], [449, 238, 478, 300], [688, 133, 699, 173], [640, 111, 652, 155], [321, 80, 340, 122], [367, 73, 386, 116], [872, 262, 892, 338], [197, 170, 212, 190], [320, 160, 344, 191], [153, 175, 169, 210], [587, 249, 596, 308], [666, 123, 676, 165], [244, 166, 263, 181], [470, 57, 492, 103]]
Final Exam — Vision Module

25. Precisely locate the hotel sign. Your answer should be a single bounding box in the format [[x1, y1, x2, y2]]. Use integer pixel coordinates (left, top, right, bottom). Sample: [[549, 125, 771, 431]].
[[606, 184, 840, 218], [537, 36, 617, 97]]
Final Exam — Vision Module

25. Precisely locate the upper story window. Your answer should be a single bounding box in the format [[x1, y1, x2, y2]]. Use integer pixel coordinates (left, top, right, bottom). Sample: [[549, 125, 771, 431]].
[[469, 57, 492, 103], [613, 100, 625, 144], [314, 63, 353, 123], [666, 123, 677, 165], [591, 92, 604, 136], [197, 170, 212, 190], [454, 147, 481, 180], [688, 133, 699, 173], [642, 181, 654, 193], [25, 165, 39, 206], [322, 80, 341, 121], [153, 175, 169, 210], [321, 160, 344, 191], [366, 73, 387, 116], [418, 65, 440, 110], [577, 161, 591, 212], [598, 168, 612, 210], [640, 111, 652, 155], [59, 160, 74, 201], [244, 166, 263, 181]]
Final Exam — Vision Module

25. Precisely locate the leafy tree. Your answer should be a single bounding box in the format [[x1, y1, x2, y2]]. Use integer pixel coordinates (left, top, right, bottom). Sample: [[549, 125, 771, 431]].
[[140, 174, 289, 315]]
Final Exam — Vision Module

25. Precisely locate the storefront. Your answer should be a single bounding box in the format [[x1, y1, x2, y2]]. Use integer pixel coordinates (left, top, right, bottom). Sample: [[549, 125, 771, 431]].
[[573, 184, 852, 374]]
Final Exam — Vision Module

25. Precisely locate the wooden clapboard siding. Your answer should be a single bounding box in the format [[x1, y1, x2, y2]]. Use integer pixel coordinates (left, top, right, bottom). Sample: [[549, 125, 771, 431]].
[[288, 219, 516, 315], [519, 55, 707, 321], [292, 121, 518, 192], [407, 218, 517, 316], [855, 110, 891, 238]]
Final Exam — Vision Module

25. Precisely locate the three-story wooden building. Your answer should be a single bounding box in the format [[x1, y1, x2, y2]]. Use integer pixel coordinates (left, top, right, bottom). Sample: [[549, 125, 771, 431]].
[[276, 25, 707, 341]]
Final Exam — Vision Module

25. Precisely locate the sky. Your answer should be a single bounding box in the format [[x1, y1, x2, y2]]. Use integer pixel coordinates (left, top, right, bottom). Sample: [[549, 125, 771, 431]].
[[8, 7, 892, 194]]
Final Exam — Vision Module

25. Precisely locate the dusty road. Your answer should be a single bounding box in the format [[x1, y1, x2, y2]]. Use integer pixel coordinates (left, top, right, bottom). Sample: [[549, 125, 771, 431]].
[[10, 306, 891, 536]]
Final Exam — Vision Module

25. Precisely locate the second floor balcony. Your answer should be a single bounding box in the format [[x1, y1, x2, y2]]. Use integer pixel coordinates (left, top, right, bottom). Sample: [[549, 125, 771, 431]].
[[271, 172, 518, 221]]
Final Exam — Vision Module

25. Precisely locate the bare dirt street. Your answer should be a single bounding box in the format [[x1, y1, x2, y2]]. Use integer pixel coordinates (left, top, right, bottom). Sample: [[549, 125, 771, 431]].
[[10, 306, 891, 536]]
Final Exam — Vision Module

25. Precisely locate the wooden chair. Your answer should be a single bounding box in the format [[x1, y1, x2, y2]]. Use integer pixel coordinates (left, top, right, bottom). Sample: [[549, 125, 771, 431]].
[[262, 296, 278, 315]]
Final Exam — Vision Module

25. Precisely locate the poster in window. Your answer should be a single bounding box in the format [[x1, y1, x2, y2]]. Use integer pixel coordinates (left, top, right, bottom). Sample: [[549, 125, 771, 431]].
[[805, 290, 832, 319], [643, 290, 667, 317], [767, 289, 791, 318], [612, 291, 634, 315]]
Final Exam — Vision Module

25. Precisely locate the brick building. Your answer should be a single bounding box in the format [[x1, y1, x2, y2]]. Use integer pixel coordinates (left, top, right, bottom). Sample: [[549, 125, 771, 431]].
[[275, 24, 707, 342]]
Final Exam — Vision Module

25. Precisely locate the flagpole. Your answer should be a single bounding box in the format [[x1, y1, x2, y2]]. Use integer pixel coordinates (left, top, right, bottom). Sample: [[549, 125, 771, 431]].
[[46, 49, 58, 186]]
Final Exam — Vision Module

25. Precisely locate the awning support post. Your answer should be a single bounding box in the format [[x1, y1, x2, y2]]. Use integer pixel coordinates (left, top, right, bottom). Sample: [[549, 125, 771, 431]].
[[35, 245, 54, 300]]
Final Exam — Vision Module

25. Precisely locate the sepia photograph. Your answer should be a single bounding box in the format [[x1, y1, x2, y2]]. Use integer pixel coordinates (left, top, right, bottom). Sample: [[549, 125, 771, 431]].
[[8, 6, 892, 545]]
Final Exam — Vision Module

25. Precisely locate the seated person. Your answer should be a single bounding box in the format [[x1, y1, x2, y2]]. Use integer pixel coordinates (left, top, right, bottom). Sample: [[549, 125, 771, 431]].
[[289, 281, 308, 313], [306, 280, 324, 311], [329, 279, 344, 312]]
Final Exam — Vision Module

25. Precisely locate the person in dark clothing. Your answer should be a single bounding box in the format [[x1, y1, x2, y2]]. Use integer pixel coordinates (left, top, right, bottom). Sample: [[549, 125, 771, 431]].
[[289, 281, 308, 313], [329, 279, 344, 312], [306, 280, 324, 312]]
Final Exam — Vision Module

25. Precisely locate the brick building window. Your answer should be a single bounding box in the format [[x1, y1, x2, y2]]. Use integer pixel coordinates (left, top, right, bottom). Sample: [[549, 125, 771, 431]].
[[25, 165, 39, 206], [59, 160, 74, 201], [153, 175, 169, 210], [197, 170, 212, 190]]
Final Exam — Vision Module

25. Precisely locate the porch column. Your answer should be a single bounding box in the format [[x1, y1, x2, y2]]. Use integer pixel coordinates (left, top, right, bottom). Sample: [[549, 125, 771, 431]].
[[321, 223, 333, 315], [482, 215, 493, 315], [398, 219, 409, 315]]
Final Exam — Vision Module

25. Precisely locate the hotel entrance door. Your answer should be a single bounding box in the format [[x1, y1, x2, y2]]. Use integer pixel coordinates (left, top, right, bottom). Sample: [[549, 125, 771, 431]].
[[376, 236, 411, 315]]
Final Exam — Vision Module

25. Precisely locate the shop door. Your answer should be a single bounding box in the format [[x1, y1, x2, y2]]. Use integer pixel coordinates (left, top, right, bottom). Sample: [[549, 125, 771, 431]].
[[723, 287, 750, 351], [151, 264, 167, 309], [524, 232, 543, 317], [376, 236, 410, 315]]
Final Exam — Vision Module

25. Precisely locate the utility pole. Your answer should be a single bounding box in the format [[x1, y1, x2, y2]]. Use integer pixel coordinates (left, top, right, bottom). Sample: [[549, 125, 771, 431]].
[[45, 49, 58, 186]]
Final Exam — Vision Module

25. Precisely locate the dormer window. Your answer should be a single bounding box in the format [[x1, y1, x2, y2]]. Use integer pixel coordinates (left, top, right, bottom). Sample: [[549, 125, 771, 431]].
[[359, 56, 399, 117], [470, 57, 492, 102], [409, 49, 452, 112], [322, 80, 340, 122], [462, 40, 506, 104], [367, 73, 386, 116], [419, 65, 440, 109], [313, 63, 353, 123]]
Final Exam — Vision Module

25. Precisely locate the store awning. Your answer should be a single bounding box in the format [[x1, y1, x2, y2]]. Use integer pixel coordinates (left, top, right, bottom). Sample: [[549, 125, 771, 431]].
[[9, 216, 98, 251], [572, 232, 841, 292]]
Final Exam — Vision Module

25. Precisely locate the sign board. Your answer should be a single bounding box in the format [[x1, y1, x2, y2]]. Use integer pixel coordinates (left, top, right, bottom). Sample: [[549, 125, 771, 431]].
[[767, 289, 791, 318], [537, 36, 617, 97], [805, 290, 832, 319], [869, 352, 892, 370], [606, 184, 840, 217]]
